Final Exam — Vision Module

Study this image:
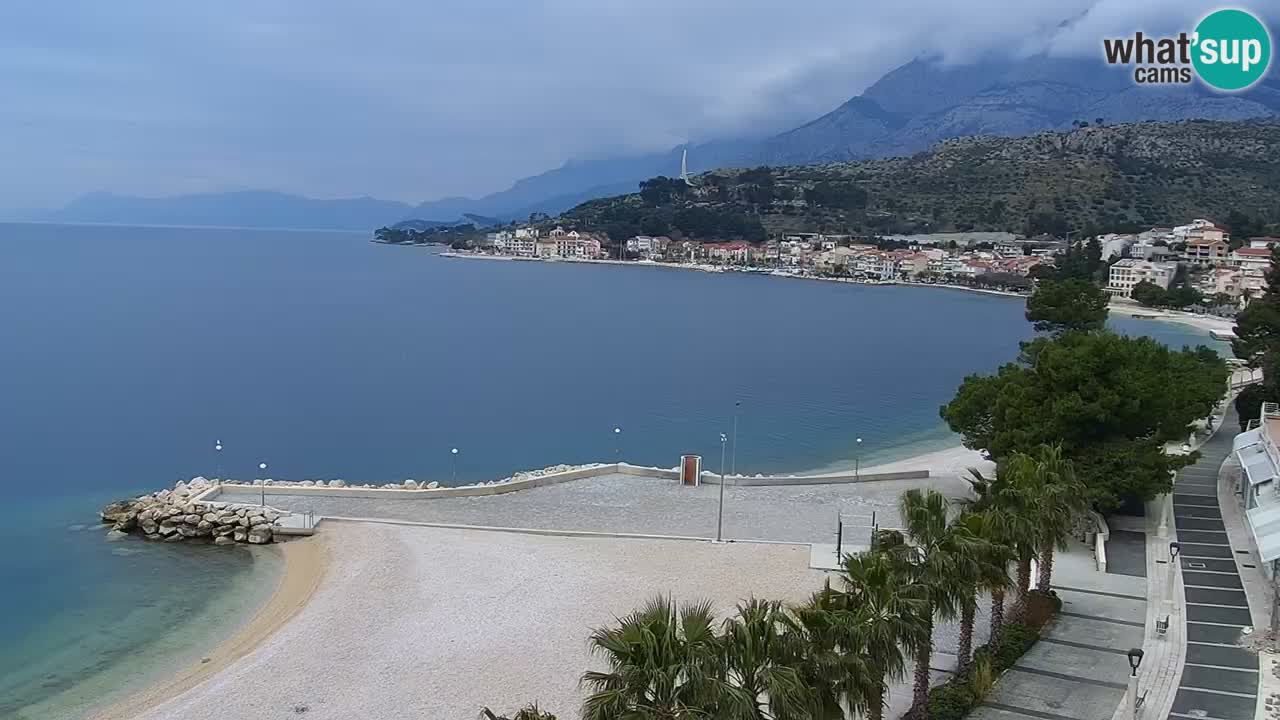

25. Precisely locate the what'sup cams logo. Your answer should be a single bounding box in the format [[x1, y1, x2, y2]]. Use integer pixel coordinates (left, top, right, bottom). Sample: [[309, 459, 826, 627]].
[[1103, 8, 1271, 91]]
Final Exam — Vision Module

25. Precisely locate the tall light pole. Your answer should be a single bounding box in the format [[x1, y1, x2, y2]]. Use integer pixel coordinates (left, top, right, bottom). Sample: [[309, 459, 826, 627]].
[[716, 433, 727, 543], [731, 401, 741, 477], [855, 437, 863, 479], [258, 462, 267, 507], [614, 427, 621, 460], [215, 440, 223, 481], [451, 448, 459, 484], [1126, 648, 1144, 719]]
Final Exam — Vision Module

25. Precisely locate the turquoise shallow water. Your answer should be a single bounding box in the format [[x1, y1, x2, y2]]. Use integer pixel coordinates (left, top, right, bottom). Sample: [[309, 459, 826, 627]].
[[0, 223, 1224, 717]]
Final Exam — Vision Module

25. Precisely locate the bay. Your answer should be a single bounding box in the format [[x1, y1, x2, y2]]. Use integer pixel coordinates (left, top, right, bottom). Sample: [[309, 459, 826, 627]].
[[0, 222, 1224, 717]]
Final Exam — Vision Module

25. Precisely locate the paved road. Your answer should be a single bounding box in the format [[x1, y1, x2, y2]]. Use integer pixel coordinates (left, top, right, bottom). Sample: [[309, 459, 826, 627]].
[[1170, 405, 1259, 720]]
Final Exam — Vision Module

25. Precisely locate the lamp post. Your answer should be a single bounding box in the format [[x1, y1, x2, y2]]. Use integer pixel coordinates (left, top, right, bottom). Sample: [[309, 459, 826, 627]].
[[855, 437, 863, 479], [614, 427, 621, 460], [258, 462, 267, 507], [1126, 647, 1144, 719], [716, 433, 727, 543], [1166, 542, 1181, 614], [215, 440, 223, 481], [731, 401, 741, 477], [451, 448, 459, 484]]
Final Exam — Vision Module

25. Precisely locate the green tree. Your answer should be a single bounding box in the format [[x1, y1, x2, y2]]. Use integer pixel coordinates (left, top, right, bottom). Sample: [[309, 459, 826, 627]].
[[1024, 279, 1109, 335], [896, 488, 980, 718], [1232, 245, 1280, 364], [580, 596, 720, 720], [952, 510, 1012, 672], [1010, 446, 1088, 590], [718, 599, 811, 720], [480, 704, 557, 720], [782, 587, 874, 720], [1130, 279, 1168, 307], [838, 552, 930, 720], [940, 332, 1226, 511]]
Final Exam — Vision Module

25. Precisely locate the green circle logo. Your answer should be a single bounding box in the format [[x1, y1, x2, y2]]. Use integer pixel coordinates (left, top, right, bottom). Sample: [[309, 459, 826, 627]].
[[1193, 9, 1272, 91]]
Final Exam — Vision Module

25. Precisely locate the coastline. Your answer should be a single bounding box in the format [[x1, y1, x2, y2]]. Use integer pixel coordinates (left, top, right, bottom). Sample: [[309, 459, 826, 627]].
[[435, 250, 1029, 298], [90, 536, 327, 720], [1108, 302, 1236, 335]]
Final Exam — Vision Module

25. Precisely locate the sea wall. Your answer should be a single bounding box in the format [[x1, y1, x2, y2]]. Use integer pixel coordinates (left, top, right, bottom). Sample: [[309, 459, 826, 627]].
[[203, 462, 932, 503], [100, 478, 284, 545]]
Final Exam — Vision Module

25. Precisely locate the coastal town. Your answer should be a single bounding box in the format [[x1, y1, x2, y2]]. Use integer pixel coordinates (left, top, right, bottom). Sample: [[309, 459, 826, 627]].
[[392, 217, 1280, 309]]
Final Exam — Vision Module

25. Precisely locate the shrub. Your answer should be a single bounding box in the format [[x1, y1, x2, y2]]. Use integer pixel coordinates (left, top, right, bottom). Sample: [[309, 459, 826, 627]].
[[926, 680, 977, 720]]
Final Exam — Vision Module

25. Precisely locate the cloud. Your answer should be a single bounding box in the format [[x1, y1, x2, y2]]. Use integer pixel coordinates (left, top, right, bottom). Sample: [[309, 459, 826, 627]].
[[0, 0, 1254, 210]]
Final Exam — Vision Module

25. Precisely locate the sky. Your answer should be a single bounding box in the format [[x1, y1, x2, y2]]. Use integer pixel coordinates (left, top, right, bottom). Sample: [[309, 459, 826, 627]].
[[0, 1, 1241, 211]]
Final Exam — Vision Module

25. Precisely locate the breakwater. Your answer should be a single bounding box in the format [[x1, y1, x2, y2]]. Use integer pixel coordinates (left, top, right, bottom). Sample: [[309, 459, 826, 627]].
[[100, 478, 285, 545]]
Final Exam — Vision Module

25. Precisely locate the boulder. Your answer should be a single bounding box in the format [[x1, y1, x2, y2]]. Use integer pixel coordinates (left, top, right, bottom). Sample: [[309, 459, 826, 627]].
[[331, 479, 346, 488], [164, 534, 185, 543], [248, 515, 271, 527], [158, 523, 176, 536], [426, 481, 439, 489], [202, 512, 219, 523], [301, 480, 315, 487], [196, 520, 214, 531], [214, 536, 236, 546], [247, 526, 272, 544], [177, 526, 199, 537], [233, 530, 248, 543], [100, 501, 134, 523], [141, 520, 158, 535], [402, 479, 419, 489], [105, 530, 129, 541], [213, 525, 236, 536], [112, 514, 137, 532]]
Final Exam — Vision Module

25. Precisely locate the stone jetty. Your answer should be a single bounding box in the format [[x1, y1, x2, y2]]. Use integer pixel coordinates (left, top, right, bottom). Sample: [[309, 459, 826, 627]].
[[100, 477, 282, 545]]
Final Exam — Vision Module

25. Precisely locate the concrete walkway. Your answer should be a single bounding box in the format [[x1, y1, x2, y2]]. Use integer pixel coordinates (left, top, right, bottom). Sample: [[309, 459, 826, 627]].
[[971, 544, 1147, 720]]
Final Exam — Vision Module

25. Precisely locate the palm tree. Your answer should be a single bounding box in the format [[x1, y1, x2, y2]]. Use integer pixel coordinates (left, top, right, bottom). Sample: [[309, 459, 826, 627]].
[[479, 704, 557, 720], [717, 598, 811, 720], [1023, 445, 1087, 592], [953, 510, 1012, 673], [782, 585, 875, 720], [897, 488, 981, 718], [838, 550, 929, 720], [965, 462, 1042, 623], [580, 595, 721, 720]]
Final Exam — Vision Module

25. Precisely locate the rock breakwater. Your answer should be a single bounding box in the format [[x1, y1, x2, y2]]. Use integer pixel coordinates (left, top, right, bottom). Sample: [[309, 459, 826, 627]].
[[100, 477, 283, 545]]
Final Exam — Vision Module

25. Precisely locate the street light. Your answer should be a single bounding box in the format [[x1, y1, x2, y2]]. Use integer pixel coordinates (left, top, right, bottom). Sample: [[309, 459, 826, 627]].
[[716, 433, 728, 543], [451, 448, 459, 484], [258, 462, 268, 507], [855, 437, 864, 479], [731, 401, 741, 477], [1166, 542, 1182, 613], [214, 440, 223, 481], [614, 427, 621, 460], [1126, 647, 1144, 719]]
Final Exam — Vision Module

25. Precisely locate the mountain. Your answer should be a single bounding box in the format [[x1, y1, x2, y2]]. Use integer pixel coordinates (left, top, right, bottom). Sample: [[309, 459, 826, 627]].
[[419, 55, 1280, 224], [560, 120, 1280, 240], [35, 190, 417, 231]]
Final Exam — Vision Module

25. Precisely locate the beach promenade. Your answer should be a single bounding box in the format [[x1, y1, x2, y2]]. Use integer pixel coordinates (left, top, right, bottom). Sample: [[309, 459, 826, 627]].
[[103, 449, 997, 720]]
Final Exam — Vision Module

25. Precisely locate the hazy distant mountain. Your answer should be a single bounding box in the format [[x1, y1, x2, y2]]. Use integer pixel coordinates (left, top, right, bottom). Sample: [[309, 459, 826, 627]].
[[419, 55, 1280, 223], [36, 190, 417, 231], [38, 54, 1280, 231]]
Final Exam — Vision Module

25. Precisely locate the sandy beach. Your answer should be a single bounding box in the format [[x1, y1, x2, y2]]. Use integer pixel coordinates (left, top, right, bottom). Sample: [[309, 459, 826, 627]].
[[124, 523, 829, 720], [98, 439, 988, 720], [1108, 303, 1237, 335], [94, 537, 327, 720]]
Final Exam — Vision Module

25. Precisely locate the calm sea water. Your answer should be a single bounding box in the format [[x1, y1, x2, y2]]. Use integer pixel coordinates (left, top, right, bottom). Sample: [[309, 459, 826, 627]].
[[0, 222, 1224, 717]]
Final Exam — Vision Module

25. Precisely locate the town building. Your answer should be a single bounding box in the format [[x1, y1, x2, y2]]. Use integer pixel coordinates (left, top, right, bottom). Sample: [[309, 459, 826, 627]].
[[1105, 259, 1177, 298], [1184, 237, 1230, 265], [1230, 247, 1273, 273], [626, 236, 671, 259]]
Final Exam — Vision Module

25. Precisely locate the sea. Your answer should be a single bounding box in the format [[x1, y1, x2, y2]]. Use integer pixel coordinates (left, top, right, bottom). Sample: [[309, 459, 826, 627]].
[[0, 222, 1226, 718]]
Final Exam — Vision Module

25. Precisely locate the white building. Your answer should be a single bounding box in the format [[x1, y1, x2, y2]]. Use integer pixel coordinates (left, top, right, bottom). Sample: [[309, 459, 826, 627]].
[[1097, 233, 1137, 261], [1231, 247, 1273, 273], [497, 234, 537, 257], [1105, 259, 1176, 298]]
